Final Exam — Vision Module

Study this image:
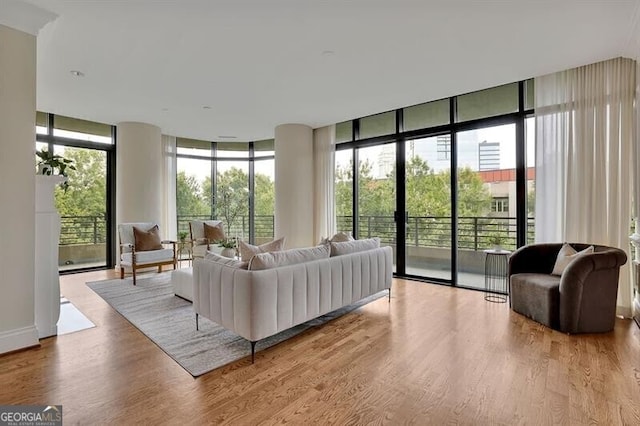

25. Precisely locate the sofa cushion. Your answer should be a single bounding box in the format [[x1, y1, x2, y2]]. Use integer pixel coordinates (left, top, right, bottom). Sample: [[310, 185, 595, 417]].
[[203, 222, 225, 243], [204, 251, 248, 269], [330, 237, 380, 256], [510, 273, 561, 329], [320, 231, 355, 245], [133, 225, 163, 251], [239, 237, 286, 262], [551, 243, 594, 275], [248, 244, 330, 271]]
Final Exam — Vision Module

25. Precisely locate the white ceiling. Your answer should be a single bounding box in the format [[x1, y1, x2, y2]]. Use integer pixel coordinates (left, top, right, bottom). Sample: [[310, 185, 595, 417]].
[[11, 0, 640, 141]]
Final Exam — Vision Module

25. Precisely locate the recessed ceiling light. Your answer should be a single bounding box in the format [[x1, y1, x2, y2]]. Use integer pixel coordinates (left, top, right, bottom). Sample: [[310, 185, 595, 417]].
[[161, 108, 169, 112], [70, 70, 85, 77], [321, 50, 335, 56], [203, 106, 212, 110], [218, 135, 237, 139]]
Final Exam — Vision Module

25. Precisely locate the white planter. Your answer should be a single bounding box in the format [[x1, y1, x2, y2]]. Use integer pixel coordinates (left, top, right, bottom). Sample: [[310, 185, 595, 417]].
[[221, 247, 236, 258], [34, 175, 66, 339]]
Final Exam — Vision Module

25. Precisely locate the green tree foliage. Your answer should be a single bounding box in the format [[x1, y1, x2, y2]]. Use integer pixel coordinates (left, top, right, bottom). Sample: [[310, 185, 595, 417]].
[[216, 167, 249, 233], [54, 148, 106, 217], [176, 171, 209, 217]]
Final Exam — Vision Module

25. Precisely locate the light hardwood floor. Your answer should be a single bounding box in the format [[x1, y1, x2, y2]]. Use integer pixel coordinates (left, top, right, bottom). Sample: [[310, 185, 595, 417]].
[[1, 269, 639, 425]]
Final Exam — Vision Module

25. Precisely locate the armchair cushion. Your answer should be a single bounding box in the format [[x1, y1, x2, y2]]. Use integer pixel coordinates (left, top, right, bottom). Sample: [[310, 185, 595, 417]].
[[120, 248, 175, 266], [551, 243, 594, 275], [133, 225, 163, 251], [203, 222, 225, 243]]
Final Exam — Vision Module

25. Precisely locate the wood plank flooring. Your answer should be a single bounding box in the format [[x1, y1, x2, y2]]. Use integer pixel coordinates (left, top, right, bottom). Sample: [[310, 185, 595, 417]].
[[1, 269, 639, 425]]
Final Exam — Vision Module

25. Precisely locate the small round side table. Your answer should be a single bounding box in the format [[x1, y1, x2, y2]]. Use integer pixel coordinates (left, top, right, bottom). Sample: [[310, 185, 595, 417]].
[[484, 249, 511, 303]]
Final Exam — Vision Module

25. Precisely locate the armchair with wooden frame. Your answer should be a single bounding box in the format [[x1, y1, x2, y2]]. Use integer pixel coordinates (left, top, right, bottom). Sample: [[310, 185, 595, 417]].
[[189, 220, 225, 259], [118, 222, 177, 285]]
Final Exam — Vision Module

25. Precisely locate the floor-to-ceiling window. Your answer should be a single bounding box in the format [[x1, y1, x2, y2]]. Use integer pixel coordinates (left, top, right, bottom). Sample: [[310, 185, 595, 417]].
[[36, 112, 116, 272], [335, 80, 533, 292], [176, 138, 274, 244]]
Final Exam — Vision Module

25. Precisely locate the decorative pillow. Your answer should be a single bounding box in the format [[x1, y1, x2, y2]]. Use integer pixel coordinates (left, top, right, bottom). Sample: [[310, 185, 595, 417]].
[[203, 222, 225, 243], [238, 237, 286, 262], [319, 231, 355, 245], [330, 237, 380, 257], [133, 225, 163, 252], [248, 245, 330, 271], [204, 251, 248, 269], [551, 243, 594, 276]]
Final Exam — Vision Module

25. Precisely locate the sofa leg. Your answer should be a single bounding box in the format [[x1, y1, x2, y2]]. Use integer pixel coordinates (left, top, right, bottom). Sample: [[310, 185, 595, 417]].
[[250, 341, 256, 364], [195, 313, 199, 331], [120, 267, 124, 280]]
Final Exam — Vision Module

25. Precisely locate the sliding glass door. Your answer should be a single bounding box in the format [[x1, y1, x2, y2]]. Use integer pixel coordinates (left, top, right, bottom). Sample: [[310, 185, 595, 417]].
[[404, 136, 452, 281]]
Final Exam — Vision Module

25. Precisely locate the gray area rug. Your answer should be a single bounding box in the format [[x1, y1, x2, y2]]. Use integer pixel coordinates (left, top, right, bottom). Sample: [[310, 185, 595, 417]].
[[87, 272, 385, 377]]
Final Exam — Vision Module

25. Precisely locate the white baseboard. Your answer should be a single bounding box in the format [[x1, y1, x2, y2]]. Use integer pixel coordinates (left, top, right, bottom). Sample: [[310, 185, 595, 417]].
[[0, 326, 39, 354]]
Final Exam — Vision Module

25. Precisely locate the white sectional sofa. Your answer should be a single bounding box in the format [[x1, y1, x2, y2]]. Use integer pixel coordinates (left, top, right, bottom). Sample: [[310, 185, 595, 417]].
[[192, 243, 393, 361]]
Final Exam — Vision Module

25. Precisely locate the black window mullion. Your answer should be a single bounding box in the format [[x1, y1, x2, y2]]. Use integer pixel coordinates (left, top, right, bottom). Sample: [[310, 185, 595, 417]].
[[352, 147, 359, 239], [396, 138, 406, 275], [248, 142, 255, 244], [210, 142, 217, 220], [515, 81, 527, 247], [450, 97, 458, 287]]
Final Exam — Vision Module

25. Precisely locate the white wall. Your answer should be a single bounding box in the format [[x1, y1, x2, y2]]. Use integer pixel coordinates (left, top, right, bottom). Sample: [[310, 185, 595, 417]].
[[0, 24, 39, 353], [116, 122, 163, 228], [275, 124, 314, 248]]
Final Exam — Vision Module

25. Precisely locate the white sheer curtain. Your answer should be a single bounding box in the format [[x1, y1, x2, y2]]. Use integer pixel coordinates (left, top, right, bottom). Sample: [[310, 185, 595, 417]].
[[313, 125, 336, 243], [534, 57, 635, 315], [161, 134, 177, 240]]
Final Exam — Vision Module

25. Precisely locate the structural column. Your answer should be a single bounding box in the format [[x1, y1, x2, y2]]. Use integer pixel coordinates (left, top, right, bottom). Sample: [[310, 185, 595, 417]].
[[0, 24, 39, 353], [274, 124, 314, 248], [116, 122, 163, 227]]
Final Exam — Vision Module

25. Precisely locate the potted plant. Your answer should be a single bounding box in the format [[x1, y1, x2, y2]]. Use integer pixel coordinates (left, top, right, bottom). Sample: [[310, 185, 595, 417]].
[[217, 238, 237, 258], [35, 148, 76, 192], [178, 231, 189, 243]]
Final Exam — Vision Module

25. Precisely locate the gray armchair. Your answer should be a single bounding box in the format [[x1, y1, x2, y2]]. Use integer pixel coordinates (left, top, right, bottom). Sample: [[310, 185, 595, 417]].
[[508, 243, 627, 333]]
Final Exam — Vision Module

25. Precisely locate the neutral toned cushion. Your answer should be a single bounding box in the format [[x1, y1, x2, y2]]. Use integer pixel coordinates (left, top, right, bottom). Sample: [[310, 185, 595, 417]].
[[203, 222, 225, 243], [330, 237, 380, 256], [319, 231, 355, 245], [204, 251, 248, 269], [133, 225, 163, 251], [238, 237, 286, 262], [551, 243, 594, 275], [248, 244, 330, 271], [120, 248, 174, 266]]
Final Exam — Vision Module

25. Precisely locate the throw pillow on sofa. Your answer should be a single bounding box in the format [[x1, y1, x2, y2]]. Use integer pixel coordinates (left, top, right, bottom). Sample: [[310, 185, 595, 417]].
[[551, 243, 594, 275], [204, 251, 248, 269], [238, 237, 286, 262], [248, 244, 330, 271], [319, 231, 355, 245], [330, 237, 380, 257]]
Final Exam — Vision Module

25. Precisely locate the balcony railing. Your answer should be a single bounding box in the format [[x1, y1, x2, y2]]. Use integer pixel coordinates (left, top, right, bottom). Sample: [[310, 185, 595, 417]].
[[176, 215, 275, 241]]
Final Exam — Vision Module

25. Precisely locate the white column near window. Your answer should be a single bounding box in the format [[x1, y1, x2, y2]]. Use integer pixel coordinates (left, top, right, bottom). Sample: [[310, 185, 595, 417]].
[[313, 125, 336, 243], [162, 134, 177, 240], [534, 57, 636, 316]]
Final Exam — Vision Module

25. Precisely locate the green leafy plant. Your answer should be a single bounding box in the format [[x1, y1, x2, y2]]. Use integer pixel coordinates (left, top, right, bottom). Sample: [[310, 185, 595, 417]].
[[217, 238, 237, 249], [36, 148, 76, 192], [178, 231, 189, 242], [488, 234, 504, 247]]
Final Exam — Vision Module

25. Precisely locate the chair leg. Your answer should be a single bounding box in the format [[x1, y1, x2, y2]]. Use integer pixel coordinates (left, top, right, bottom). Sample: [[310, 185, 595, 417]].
[[250, 341, 257, 364], [120, 267, 124, 280], [158, 265, 162, 273], [132, 267, 137, 286], [195, 313, 199, 331], [388, 287, 391, 302]]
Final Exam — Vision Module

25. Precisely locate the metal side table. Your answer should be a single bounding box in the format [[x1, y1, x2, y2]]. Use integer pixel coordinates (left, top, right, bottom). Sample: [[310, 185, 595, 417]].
[[484, 249, 511, 303]]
